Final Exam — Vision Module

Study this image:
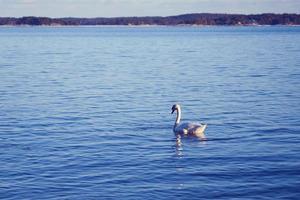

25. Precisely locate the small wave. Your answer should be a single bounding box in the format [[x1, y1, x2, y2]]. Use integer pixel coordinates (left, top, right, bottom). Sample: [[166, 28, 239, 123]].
[[258, 127, 294, 134], [249, 74, 267, 78], [205, 136, 245, 142]]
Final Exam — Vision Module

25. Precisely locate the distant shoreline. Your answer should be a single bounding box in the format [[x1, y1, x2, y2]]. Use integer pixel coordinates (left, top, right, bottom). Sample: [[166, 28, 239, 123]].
[[1, 24, 300, 28], [1, 13, 300, 26]]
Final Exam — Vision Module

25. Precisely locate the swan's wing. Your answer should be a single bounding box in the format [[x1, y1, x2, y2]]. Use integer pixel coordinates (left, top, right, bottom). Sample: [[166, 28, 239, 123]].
[[175, 122, 207, 136], [175, 122, 201, 133]]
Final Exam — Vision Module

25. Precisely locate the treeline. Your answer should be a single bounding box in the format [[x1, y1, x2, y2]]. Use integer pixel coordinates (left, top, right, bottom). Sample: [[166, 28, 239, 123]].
[[1, 13, 300, 26]]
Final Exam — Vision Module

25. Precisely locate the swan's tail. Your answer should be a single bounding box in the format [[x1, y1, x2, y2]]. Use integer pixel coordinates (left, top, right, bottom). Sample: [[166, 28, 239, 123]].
[[195, 124, 207, 139]]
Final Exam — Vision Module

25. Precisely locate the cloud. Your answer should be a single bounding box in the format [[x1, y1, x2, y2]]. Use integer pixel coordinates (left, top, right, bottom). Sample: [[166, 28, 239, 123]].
[[0, 0, 36, 4], [21, 0, 36, 3]]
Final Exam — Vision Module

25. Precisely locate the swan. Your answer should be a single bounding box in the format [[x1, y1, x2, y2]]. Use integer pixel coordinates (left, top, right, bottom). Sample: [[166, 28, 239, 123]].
[[171, 104, 207, 139]]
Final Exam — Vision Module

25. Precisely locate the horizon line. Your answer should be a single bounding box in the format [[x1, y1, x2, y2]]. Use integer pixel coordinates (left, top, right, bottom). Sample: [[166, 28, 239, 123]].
[[1, 12, 300, 19]]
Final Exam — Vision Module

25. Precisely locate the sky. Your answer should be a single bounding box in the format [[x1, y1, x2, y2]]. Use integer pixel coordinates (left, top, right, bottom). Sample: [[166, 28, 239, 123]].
[[0, 0, 300, 17]]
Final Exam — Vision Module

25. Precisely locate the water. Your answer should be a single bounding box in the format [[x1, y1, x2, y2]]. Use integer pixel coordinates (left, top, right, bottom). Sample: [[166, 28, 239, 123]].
[[0, 26, 300, 199]]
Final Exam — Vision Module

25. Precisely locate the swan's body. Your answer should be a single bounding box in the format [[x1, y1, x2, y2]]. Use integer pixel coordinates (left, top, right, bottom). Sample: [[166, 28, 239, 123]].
[[172, 104, 207, 139]]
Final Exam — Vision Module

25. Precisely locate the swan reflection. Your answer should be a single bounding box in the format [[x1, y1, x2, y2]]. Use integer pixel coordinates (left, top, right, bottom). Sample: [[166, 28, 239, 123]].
[[174, 133, 207, 157]]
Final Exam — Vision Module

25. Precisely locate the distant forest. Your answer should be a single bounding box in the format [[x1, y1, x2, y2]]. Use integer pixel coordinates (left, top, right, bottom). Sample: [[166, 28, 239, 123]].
[[1, 13, 300, 26]]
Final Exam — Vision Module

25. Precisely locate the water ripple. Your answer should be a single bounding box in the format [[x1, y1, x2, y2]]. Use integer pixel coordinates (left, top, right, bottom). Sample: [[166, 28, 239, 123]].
[[0, 26, 300, 200]]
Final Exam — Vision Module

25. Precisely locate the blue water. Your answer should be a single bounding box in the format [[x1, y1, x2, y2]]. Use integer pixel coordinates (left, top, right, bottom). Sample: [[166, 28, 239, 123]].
[[0, 26, 300, 199]]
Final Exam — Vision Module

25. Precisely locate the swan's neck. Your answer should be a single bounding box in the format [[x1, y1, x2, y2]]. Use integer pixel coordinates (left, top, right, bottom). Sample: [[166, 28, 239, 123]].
[[173, 108, 181, 131]]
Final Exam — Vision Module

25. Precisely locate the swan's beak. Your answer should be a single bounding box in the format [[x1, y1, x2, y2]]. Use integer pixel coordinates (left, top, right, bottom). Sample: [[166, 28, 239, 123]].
[[171, 109, 175, 114]]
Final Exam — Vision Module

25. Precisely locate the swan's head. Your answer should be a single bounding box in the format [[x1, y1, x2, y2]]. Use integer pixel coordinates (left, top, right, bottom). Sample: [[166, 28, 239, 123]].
[[171, 104, 180, 114]]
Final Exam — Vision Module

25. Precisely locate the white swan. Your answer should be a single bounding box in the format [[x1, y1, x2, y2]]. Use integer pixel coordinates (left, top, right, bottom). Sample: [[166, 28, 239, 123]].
[[171, 104, 207, 139]]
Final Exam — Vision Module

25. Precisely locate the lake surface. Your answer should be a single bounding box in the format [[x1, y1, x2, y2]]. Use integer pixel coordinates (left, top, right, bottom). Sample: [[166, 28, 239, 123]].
[[0, 26, 300, 199]]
